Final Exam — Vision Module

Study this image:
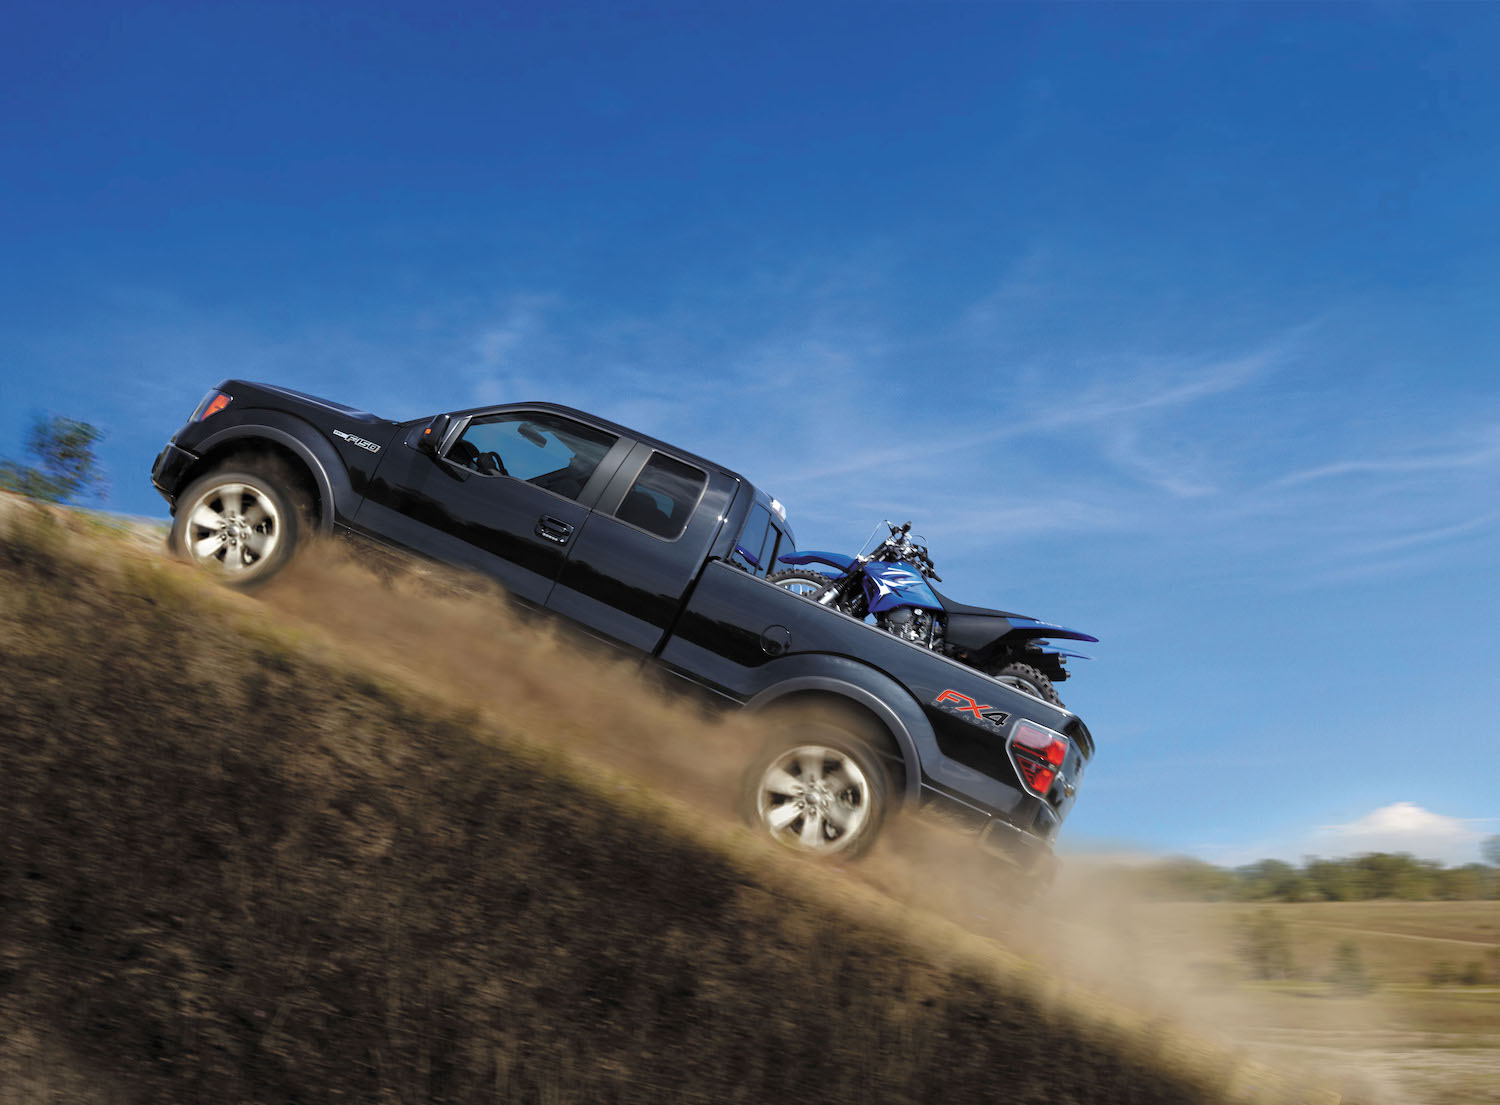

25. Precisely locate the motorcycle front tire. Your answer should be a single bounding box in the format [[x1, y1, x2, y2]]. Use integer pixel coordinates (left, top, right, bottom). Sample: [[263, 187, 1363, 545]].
[[767, 567, 839, 602]]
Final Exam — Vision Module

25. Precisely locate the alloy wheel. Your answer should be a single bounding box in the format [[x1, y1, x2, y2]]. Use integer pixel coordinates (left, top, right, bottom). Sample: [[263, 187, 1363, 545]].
[[181, 481, 282, 576], [754, 744, 873, 855]]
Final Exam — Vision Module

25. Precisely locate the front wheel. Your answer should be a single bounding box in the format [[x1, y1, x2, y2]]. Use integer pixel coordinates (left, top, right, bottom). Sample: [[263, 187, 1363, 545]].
[[988, 661, 1063, 707], [168, 466, 303, 588], [767, 568, 868, 619], [767, 566, 836, 601], [740, 724, 890, 859]]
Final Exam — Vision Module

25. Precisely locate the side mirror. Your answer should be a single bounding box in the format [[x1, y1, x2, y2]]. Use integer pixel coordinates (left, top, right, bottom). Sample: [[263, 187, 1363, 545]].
[[417, 413, 451, 455]]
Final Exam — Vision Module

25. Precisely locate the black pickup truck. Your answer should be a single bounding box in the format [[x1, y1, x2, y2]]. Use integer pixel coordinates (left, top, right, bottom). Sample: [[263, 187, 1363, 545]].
[[152, 381, 1094, 874]]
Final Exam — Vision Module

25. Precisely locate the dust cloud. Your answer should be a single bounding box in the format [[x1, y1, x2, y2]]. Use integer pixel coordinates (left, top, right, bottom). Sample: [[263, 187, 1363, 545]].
[[253, 539, 765, 815]]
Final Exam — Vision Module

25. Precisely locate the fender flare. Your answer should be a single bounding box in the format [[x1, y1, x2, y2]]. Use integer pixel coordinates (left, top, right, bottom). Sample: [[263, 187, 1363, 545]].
[[1003, 616, 1099, 645], [777, 550, 856, 572], [194, 413, 355, 534], [743, 660, 933, 803]]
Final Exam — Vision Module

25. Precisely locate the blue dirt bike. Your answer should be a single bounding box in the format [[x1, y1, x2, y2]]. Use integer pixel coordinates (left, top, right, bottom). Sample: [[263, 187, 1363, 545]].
[[767, 520, 1096, 706]]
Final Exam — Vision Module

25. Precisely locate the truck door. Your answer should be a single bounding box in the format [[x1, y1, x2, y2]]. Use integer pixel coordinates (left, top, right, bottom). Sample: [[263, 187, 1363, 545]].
[[353, 410, 629, 605], [547, 444, 738, 653]]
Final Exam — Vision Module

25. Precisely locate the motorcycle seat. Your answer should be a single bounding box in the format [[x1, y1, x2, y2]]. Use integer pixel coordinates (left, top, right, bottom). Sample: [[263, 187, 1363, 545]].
[[929, 586, 1025, 621]]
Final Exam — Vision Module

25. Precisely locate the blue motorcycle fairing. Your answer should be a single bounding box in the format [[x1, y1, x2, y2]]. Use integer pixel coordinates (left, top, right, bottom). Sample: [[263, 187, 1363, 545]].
[[861, 560, 942, 615], [1003, 615, 1099, 644], [779, 550, 857, 572]]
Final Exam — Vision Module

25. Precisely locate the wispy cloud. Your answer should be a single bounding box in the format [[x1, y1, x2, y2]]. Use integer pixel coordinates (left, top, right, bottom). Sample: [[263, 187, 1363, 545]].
[[19, 265, 1498, 594], [1020, 345, 1286, 434], [1098, 425, 1218, 498], [1272, 433, 1500, 488]]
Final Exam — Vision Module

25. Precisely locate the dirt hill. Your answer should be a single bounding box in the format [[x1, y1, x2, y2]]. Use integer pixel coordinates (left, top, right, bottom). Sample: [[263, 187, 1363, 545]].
[[0, 500, 1354, 1104]]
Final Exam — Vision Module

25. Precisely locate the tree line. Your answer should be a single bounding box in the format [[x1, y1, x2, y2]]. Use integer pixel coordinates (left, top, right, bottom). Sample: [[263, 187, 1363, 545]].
[[1137, 837, 1500, 901]]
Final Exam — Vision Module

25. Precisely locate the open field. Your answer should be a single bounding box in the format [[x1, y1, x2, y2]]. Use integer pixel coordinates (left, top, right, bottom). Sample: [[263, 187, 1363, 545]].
[[3, 495, 1491, 1103], [1184, 902, 1500, 1103], [1026, 886, 1499, 1103], [1131, 900, 1500, 987]]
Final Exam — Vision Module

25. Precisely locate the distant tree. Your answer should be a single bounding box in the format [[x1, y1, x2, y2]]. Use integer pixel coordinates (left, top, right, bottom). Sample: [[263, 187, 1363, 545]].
[[1436, 864, 1495, 900], [1459, 961, 1486, 986], [1304, 857, 1359, 901], [1237, 910, 1296, 980], [1325, 940, 1377, 996], [1427, 960, 1455, 986], [1139, 856, 1236, 900], [1134, 853, 1494, 904], [1483, 835, 1500, 868], [1404, 858, 1445, 900], [0, 415, 105, 504], [1349, 852, 1436, 899], [1233, 859, 1311, 902]]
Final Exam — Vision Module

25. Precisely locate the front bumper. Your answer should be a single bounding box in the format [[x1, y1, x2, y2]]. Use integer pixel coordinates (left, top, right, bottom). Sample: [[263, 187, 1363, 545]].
[[150, 442, 198, 509]]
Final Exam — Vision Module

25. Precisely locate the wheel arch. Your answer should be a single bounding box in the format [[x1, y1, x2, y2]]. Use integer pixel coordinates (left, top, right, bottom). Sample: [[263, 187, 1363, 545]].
[[183, 418, 351, 533], [744, 670, 929, 804]]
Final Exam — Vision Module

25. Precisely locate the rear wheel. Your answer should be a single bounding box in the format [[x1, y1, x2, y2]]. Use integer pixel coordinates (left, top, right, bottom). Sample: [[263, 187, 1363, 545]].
[[740, 722, 890, 859], [169, 466, 303, 588], [989, 661, 1062, 707]]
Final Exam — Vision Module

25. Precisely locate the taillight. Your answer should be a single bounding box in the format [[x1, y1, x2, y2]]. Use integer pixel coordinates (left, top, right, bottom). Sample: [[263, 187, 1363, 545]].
[[191, 390, 232, 422], [1009, 721, 1069, 797]]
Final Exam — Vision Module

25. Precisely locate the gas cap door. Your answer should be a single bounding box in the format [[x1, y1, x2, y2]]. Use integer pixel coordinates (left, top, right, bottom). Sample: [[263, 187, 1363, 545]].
[[759, 624, 791, 657]]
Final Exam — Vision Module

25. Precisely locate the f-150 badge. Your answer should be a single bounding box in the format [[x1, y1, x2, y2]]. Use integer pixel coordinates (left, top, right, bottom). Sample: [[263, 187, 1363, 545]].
[[934, 689, 1009, 729], [332, 429, 381, 453]]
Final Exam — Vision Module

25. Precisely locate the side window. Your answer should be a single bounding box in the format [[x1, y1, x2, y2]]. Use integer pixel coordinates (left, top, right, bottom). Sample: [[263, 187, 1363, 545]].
[[446, 412, 617, 502], [615, 452, 707, 540], [731, 504, 773, 574]]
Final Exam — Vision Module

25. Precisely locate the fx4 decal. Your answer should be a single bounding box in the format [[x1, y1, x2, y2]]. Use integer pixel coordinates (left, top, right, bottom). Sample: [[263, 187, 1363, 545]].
[[934, 689, 1010, 729], [332, 429, 381, 453]]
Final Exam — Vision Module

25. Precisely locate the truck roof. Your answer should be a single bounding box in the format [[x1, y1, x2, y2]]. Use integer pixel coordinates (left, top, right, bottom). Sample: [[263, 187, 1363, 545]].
[[230, 380, 795, 545]]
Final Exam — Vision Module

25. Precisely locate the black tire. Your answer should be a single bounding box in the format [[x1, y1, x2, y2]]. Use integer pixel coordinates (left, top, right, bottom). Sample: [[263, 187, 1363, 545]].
[[988, 661, 1063, 707], [740, 720, 890, 860], [766, 567, 837, 600], [168, 466, 304, 588]]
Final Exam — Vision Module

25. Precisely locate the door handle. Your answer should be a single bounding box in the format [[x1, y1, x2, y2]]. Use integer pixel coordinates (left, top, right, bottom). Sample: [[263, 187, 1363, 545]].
[[535, 516, 574, 545]]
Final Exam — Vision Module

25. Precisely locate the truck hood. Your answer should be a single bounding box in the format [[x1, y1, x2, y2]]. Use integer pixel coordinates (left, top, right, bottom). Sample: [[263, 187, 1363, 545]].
[[247, 381, 391, 426]]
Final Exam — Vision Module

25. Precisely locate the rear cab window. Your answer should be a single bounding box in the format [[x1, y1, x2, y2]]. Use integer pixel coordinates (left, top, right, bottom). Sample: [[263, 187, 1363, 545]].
[[731, 501, 794, 576], [732, 504, 772, 574]]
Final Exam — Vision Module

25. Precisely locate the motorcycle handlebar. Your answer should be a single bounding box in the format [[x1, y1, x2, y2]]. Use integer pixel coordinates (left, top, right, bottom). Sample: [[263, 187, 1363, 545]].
[[873, 520, 943, 581]]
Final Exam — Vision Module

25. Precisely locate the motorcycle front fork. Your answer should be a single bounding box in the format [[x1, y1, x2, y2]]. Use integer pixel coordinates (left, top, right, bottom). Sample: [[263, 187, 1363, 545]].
[[818, 573, 855, 607]]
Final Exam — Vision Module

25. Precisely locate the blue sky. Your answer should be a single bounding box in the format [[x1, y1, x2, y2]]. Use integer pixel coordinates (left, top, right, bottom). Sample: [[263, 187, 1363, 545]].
[[4, 2, 1497, 865]]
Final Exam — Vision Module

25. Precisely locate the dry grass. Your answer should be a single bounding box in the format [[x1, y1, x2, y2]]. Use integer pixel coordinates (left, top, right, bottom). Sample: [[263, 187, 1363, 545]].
[[0, 496, 1369, 1104]]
